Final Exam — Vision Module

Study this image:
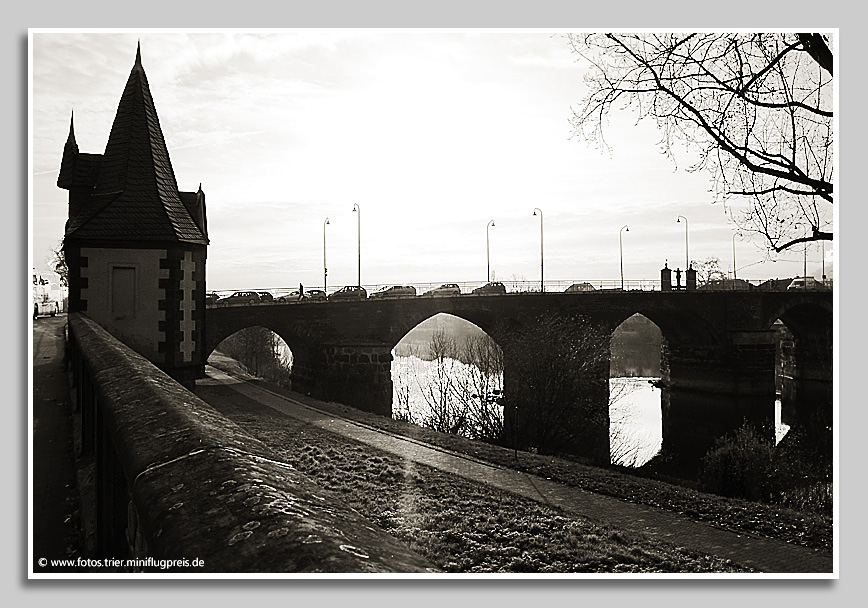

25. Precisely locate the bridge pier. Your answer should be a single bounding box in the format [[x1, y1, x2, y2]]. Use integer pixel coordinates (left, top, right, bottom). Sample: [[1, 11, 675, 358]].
[[784, 332, 833, 430], [291, 344, 394, 417], [777, 328, 833, 476], [661, 331, 777, 473]]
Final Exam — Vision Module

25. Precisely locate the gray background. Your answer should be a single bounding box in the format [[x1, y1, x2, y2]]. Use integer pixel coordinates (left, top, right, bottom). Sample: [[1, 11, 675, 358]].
[[11, 2, 858, 604]]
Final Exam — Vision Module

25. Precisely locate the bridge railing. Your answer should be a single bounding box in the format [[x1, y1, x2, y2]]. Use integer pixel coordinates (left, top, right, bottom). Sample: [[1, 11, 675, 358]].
[[207, 279, 664, 306], [66, 312, 434, 573], [206, 277, 806, 306]]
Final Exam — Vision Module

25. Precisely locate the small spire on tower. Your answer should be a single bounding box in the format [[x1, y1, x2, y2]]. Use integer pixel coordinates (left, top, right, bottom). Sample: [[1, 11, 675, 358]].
[[67, 109, 76, 143]]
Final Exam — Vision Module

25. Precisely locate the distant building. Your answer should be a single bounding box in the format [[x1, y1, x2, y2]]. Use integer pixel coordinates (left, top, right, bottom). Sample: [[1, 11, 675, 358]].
[[58, 44, 209, 388], [755, 278, 796, 292]]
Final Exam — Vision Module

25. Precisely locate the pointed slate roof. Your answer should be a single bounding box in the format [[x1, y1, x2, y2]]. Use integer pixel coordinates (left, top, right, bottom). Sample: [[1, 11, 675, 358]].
[[56, 112, 79, 189], [179, 183, 208, 239], [57, 113, 101, 192], [66, 44, 208, 245]]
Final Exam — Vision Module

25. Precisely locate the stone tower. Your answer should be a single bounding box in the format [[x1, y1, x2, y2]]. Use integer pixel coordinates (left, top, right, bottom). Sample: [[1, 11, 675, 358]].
[[58, 44, 209, 388]]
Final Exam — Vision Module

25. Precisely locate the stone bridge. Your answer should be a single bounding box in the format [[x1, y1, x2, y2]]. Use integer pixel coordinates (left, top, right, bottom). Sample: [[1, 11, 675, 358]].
[[204, 291, 833, 468]]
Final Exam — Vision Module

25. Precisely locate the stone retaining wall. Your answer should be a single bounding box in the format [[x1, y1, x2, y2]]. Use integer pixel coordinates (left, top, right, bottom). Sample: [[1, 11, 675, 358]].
[[68, 312, 435, 573]]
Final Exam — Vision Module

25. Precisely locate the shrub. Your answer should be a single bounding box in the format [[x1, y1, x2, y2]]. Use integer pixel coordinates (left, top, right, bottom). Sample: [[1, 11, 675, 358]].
[[699, 422, 775, 501], [771, 424, 833, 515], [700, 420, 833, 515]]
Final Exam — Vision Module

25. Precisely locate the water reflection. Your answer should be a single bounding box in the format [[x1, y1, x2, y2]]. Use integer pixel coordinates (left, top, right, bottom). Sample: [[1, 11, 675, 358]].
[[774, 397, 790, 444], [391, 357, 790, 468], [608, 378, 791, 468], [609, 378, 661, 467]]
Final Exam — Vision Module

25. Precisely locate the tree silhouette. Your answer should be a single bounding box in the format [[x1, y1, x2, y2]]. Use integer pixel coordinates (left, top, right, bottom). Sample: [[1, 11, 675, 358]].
[[691, 256, 728, 285], [396, 328, 504, 440], [49, 240, 69, 286], [568, 33, 833, 254], [498, 313, 610, 461]]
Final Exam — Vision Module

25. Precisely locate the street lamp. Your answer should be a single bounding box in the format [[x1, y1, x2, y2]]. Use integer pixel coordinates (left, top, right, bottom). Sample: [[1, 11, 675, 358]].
[[533, 208, 544, 292], [323, 217, 330, 293], [676, 215, 689, 270], [352, 203, 360, 288], [486, 219, 495, 283], [732, 231, 741, 281], [803, 238, 808, 288], [619, 224, 629, 290], [794, 222, 808, 285], [821, 242, 826, 281], [798, 224, 808, 286]]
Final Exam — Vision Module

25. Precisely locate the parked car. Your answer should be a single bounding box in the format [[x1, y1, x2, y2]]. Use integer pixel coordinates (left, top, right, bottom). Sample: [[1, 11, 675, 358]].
[[277, 290, 305, 303], [564, 282, 596, 293], [257, 291, 274, 303], [422, 283, 461, 297], [328, 285, 368, 301], [222, 291, 261, 305], [306, 289, 328, 301], [370, 285, 417, 299], [472, 281, 507, 295], [787, 277, 831, 291], [205, 292, 221, 306]]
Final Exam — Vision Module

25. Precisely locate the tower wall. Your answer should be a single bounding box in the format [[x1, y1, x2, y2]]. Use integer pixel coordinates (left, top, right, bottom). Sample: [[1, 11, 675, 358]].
[[69, 245, 206, 388]]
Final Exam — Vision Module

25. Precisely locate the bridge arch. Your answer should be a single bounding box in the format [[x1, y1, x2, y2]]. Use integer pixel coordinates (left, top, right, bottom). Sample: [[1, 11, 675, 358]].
[[763, 295, 833, 334], [204, 304, 352, 408], [609, 313, 663, 468], [209, 325, 294, 386], [607, 304, 721, 348], [391, 313, 503, 439], [378, 305, 514, 350], [204, 306, 316, 362]]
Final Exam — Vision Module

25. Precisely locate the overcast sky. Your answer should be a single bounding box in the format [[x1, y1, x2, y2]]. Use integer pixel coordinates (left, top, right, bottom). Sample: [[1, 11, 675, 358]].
[[30, 30, 833, 292]]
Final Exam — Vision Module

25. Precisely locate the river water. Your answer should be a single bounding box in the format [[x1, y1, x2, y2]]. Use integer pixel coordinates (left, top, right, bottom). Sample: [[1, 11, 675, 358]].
[[391, 356, 790, 467], [609, 377, 663, 467]]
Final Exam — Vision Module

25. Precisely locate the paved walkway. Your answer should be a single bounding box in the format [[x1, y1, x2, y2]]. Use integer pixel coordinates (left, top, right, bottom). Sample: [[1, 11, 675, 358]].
[[32, 316, 82, 573], [201, 365, 834, 574]]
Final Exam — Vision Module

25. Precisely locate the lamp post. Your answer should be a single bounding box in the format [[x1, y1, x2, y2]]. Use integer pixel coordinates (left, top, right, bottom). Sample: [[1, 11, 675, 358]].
[[486, 219, 495, 283], [323, 217, 330, 293], [352, 204, 360, 288], [619, 224, 629, 290], [676, 215, 689, 270], [822, 242, 826, 281], [533, 208, 543, 292], [732, 231, 741, 281], [803, 230, 808, 286], [794, 222, 809, 289]]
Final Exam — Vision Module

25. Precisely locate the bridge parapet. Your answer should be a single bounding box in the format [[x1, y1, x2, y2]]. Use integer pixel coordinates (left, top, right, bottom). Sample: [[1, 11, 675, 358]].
[[67, 313, 434, 573]]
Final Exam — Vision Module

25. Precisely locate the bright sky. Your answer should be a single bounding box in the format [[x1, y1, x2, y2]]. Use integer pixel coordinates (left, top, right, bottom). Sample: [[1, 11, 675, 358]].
[[30, 30, 833, 292]]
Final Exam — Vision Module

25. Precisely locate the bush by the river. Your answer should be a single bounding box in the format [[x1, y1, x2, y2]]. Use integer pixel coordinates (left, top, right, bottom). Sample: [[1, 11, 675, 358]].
[[700, 421, 832, 516]]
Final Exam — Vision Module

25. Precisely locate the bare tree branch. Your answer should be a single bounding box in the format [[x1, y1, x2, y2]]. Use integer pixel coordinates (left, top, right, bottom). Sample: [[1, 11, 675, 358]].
[[798, 33, 833, 76], [568, 32, 834, 254]]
